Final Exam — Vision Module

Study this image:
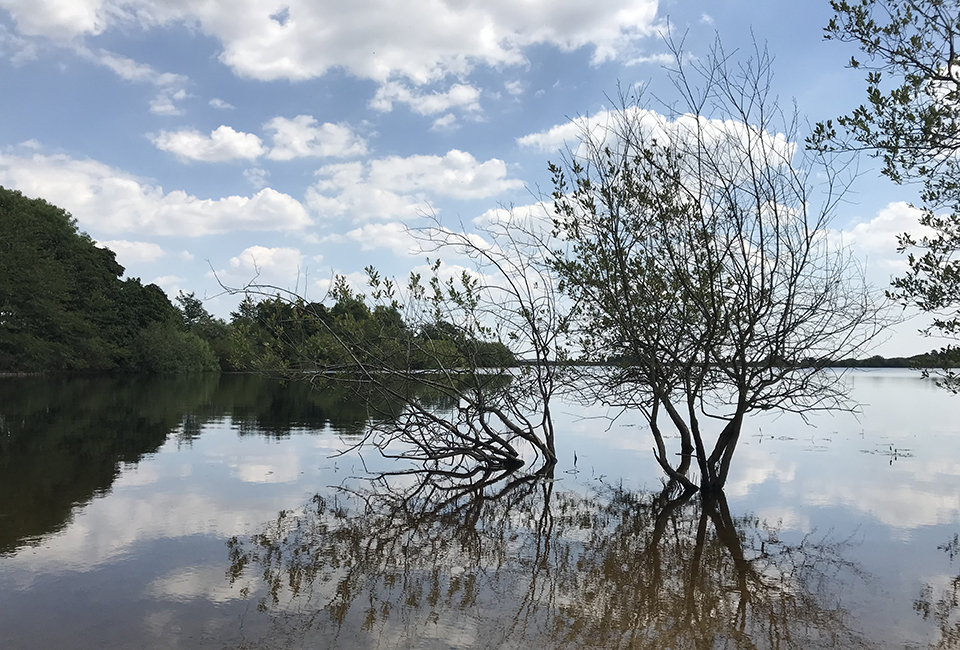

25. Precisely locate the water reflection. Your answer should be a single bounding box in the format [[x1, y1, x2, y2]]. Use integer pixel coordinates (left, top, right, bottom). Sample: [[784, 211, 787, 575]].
[[915, 535, 960, 650], [0, 374, 218, 554], [0, 371, 956, 649], [0, 374, 383, 555], [227, 471, 870, 649]]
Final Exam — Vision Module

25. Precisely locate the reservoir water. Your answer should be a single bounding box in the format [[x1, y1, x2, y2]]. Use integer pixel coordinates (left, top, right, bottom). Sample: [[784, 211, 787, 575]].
[[0, 370, 957, 649]]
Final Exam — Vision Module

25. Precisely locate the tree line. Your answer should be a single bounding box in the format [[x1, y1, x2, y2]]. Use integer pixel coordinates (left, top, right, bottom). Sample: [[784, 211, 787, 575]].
[[0, 186, 513, 374]]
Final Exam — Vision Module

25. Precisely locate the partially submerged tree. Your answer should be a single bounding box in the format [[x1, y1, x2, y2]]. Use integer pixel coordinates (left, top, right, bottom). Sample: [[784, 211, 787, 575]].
[[549, 39, 889, 492], [226, 214, 571, 477], [814, 0, 960, 391]]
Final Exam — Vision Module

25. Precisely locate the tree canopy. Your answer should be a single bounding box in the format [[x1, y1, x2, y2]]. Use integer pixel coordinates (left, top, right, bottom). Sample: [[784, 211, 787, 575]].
[[550, 39, 888, 491], [814, 0, 960, 390], [0, 186, 217, 372]]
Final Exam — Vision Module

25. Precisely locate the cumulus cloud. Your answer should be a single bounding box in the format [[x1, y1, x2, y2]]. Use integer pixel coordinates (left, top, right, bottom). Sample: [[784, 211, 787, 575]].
[[305, 150, 523, 222], [151, 125, 266, 162], [368, 150, 522, 199], [209, 98, 234, 110], [97, 239, 166, 264], [841, 201, 936, 255], [0, 0, 111, 41], [325, 222, 420, 257], [306, 162, 427, 222], [473, 201, 554, 229], [264, 115, 368, 161], [0, 0, 659, 83], [0, 152, 312, 236], [151, 275, 183, 296], [370, 82, 481, 115], [518, 106, 797, 176], [214, 245, 306, 289]]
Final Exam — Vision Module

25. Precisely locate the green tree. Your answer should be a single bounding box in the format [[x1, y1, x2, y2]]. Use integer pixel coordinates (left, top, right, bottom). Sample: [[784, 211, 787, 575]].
[[132, 322, 220, 373], [176, 290, 235, 370], [550, 40, 887, 492], [0, 185, 220, 373], [0, 186, 126, 370], [814, 0, 960, 390]]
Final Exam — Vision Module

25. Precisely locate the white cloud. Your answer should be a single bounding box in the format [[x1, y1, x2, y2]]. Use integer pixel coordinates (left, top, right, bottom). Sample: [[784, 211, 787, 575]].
[[473, 201, 554, 229], [0, 21, 40, 62], [368, 150, 521, 199], [328, 222, 420, 257], [243, 166, 270, 190], [149, 88, 188, 116], [518, 106, 797, 169], [842, 201, 936, 254], [305, 150, 523, 222], [214, 245, 306, 289], [370, 82, 481, 115], [76, 47, 187, 86], [625, 52, 673, 66], [97, 239, 166, 264], [209, 98, 235, 110], [504, 80, 525, 96], [264, 115, 368, 160], [149, 565, 246, 604], [431, 114, 458, 131], [306, 161, 427, 222], [0, 0, 111, 41], [0, 152, 312, 236], [72, 46, 190, 114], [0, 0, 659, 83], [312, 271, 369, 299], [151, 125, 266, 162], [151, 275, 183, 296]]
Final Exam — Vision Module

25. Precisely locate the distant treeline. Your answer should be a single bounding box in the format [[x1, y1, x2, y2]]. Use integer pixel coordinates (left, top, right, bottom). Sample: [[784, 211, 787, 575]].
[[825, 349, 960, 369], [0, 186, 513, 374]]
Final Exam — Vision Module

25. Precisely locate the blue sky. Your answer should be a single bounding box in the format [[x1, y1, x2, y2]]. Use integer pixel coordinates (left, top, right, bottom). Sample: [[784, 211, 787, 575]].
[[0, 0, 945, 355]]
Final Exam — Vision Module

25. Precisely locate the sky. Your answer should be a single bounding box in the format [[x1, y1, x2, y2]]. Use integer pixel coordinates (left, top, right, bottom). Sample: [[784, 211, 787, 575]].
[[0, 0, 949, 355]]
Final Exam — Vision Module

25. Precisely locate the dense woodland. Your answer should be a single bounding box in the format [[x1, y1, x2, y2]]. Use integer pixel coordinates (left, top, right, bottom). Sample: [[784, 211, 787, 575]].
[[0, 185, 513, 374], [3, 184, 957, 376]]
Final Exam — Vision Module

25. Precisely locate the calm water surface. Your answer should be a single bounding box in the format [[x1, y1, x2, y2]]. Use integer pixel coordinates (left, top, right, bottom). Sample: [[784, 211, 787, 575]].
[[0, 370, 957, 649]]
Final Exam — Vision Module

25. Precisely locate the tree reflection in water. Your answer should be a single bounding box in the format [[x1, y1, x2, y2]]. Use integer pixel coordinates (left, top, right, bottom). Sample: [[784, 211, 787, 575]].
[[915, 534, 960, 650], [227, 472, 871, 649]]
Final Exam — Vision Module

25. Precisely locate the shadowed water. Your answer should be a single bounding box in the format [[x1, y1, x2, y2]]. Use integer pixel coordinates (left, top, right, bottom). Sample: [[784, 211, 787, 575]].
[[0, 370, 957, 648]]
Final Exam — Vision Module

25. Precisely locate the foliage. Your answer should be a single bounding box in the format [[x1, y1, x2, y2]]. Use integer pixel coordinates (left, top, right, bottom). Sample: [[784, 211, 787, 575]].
[[0, 186, 224, 373], [1, 186, 127, 370], [814, 0, 960, 391], [550, 39, 888, 491], [176, 290, 237, 370], [132, 322, 220, 373], [225, 215, 568, 475]]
